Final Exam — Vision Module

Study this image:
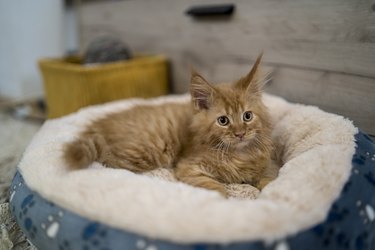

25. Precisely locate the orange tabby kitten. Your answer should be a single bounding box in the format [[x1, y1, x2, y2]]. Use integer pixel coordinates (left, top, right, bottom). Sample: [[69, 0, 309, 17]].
[[64, 54, 276, 197]]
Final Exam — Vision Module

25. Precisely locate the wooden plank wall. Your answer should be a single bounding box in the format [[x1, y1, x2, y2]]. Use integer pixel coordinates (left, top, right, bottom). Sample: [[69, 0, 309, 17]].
[[80, 0, 375, 136]]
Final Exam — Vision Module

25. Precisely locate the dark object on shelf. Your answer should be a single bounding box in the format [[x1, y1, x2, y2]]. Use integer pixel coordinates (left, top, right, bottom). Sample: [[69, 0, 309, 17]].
[[185, 4, 235, 17], [83, 36, 132, 64]]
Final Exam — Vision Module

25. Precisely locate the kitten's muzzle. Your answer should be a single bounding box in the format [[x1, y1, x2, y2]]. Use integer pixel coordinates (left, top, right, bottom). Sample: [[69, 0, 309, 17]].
[[234, 132, 246, 141]]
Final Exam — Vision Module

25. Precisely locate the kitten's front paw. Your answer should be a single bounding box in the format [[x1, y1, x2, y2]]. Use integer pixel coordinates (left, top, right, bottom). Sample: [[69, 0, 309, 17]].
[[225, 184, 259, 199], [256, 177, 274, 190]]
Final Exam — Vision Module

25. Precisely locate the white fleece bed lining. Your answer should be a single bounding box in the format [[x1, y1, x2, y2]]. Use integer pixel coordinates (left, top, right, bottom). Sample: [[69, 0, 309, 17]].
[[18, 94, 357, 244]]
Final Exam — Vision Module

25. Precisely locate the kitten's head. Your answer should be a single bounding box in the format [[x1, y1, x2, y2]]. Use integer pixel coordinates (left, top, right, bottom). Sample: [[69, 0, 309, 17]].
[[190, 54, 271, 149]]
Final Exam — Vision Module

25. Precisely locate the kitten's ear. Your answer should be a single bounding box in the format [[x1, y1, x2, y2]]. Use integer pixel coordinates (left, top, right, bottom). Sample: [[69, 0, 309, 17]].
[[190, 69, 215, 110], [236, 53, 264, 94]]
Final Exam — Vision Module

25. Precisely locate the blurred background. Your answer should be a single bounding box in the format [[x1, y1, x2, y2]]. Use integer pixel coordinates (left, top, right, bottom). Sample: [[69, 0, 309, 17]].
[[0, 0, 375, 202]]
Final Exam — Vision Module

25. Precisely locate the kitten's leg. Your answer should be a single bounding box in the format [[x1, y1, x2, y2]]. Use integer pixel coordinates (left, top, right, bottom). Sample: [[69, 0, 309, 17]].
[[255, 160, 280, 190], [103, 144, 172, 173], [175, 162, 227, 197]]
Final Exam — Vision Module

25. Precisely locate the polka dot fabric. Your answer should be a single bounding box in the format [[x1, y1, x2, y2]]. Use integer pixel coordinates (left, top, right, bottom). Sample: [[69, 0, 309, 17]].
[[10, 132, 375, 250]]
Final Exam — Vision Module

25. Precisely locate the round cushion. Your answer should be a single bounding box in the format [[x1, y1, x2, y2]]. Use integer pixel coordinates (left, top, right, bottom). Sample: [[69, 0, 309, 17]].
[[10, 94, 375, 249]]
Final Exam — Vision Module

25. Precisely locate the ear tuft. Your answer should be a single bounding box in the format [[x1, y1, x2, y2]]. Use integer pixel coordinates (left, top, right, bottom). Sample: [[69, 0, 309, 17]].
[[190, 70, 215, 110], [235, 53, 264, 93]]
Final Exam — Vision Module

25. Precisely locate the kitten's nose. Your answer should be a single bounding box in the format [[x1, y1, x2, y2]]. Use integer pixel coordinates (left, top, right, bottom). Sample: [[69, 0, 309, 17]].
[[235, 132, 245, 140]]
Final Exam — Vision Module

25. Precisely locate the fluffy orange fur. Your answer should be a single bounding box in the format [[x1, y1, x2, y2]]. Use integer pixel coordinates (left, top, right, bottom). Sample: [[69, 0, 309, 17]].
[[64, 54, 278, 197]]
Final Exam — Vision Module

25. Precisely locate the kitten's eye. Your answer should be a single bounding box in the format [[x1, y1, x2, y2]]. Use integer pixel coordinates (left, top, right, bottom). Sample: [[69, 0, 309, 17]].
[[243, 111, 253, 122], [217, 116, 230, 126]]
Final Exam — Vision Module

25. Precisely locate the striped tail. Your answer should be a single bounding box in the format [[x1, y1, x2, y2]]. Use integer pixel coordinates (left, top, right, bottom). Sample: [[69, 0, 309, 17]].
[[63, 135, 104, 169]]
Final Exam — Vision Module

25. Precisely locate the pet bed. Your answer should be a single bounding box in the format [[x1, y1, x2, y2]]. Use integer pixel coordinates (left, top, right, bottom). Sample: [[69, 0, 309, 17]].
[[10, 94, 375, 250]]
